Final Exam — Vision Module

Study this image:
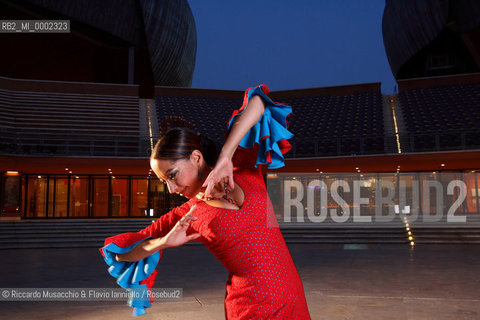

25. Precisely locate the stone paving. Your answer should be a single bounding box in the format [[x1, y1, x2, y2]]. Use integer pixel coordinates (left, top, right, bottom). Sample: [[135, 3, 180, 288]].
[[0, 243, 479, 319]]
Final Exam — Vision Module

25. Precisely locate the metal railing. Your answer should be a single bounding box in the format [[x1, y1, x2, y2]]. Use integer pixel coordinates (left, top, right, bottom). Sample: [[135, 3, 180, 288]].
[[1, 129, 479, 158], [286, 130, 480, 158], [0, 130, 159, 158]]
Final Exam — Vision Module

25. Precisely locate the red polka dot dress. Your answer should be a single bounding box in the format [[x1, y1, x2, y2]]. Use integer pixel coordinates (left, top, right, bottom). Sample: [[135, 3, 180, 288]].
[[100, 85, 311, 318]]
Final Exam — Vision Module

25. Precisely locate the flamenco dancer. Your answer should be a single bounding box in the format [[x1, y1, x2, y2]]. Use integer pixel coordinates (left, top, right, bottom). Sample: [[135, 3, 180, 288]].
[[99, 84, 311, 319]]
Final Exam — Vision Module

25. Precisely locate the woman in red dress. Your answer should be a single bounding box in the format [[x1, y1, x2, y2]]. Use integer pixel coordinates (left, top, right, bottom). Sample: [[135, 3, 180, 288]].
[[99, 84, 311, 319]]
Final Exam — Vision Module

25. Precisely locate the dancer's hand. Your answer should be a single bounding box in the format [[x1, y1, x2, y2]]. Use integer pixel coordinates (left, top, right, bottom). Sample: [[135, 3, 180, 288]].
[[161, 205, 200, 248], [202, 154, 234, 199]]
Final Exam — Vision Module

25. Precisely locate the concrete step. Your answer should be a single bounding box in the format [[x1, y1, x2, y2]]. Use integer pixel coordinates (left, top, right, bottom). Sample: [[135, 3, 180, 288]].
[[0, 220, 479, 249]]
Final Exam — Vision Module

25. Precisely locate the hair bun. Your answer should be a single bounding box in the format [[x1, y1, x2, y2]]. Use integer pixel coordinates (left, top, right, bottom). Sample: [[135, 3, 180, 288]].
[[160, 116, 196, 136]]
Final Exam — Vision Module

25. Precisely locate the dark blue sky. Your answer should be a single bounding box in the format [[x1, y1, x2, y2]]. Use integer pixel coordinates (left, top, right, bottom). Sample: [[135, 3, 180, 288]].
[[188, 0, 397, 93]]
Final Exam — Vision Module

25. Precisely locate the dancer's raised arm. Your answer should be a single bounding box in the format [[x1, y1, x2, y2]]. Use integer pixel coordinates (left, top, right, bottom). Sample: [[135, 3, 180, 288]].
[[202, 95, 265, 198]]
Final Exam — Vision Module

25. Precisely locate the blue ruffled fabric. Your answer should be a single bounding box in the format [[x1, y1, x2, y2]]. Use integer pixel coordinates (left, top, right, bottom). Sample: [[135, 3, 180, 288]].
[[227, 84, 294, 169], [101, 238, 161, 316]]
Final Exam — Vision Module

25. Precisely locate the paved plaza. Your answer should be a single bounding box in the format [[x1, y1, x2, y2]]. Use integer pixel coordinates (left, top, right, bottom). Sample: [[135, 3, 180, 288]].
[[1, 243, 480, 319]]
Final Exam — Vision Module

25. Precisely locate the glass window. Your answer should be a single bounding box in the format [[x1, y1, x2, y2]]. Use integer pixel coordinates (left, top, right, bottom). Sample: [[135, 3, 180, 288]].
[[70, 177, 89, 217], [266, 174, 282, 219], [131, 177, 149, 217], [356, 173, 377, 218], [93, 178, 109, 217], [26, 176, 47, 218], [149, 178, 169, 216], [419, 172, 443, 221], [111, 177, 128, 217], [439, 172, 465, 218], [323, 174, 339, 218], [463, 173, 478, 214], [54, 177, 69, 218], [18, 171, 479, 220], [396, 173, 420, 220], [375, 173, 397, 222]]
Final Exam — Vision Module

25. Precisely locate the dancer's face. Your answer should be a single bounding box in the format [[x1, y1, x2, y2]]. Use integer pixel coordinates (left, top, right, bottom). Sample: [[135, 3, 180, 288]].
[[150, 150, 205, 199]]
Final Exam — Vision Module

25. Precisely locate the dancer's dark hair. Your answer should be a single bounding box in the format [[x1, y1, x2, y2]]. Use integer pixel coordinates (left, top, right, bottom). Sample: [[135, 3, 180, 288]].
[[151, 116, 218, 167]]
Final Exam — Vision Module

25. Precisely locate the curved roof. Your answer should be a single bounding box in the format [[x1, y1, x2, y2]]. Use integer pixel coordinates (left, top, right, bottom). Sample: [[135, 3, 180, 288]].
[[20, 0, 196, 86], [382, 0, 449, 79], [382, 0, 480, 79]]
